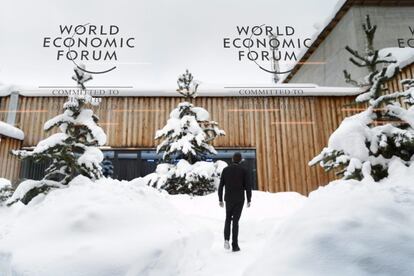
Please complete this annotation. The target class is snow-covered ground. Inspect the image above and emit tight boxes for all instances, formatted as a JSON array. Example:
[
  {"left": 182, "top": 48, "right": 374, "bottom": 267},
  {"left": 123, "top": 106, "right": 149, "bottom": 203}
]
[
  {"left": 0, "top": 176, "right": 305, "bottom": 276},
  {"left": 169, "top": 190, "right": 305, "bottom": 276},
  {"left": 1, "top": 161, "right": 414, "bottom": 276},
  {"left": 246, "top": 160, "right": 414, "bottom": 276},
  {"left": 0, "top": 177, "right": 212, "bottom": 276}
]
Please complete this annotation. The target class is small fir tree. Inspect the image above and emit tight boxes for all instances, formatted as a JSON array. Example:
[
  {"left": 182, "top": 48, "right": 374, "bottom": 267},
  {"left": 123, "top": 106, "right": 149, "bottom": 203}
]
[
  {"left": 148, "top": 70, "right": 226, "bottom": 195},
  {"left": 10, "top": 65, "right": 106, "bottom": 204}
]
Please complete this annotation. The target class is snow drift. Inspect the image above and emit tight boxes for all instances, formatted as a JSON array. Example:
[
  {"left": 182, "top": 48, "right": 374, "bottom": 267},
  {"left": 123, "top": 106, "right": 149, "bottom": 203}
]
[
  {"left": 2, "top": 161, "right": 414, "bottom": 276},
  {"left": 0, "top": 176, "right": 212, "bottom": 276},
  {"left": 245, "top": 160, "right": 414, "bottom": 276},
  {"left": 0, "top": 176, "right": 306, "bottom": 276}
]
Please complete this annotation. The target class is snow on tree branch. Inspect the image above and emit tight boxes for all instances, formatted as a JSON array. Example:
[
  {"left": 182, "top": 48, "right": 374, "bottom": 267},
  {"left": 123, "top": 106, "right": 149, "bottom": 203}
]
[
  {"left": 10, "top": 66, "right": 107, "bottom": 204},
  {"left": 310, "top": 14, "right": 414, "bottom": 181},
  {"left": 155, "top": 102, "right": 225, "bottom": 163}
]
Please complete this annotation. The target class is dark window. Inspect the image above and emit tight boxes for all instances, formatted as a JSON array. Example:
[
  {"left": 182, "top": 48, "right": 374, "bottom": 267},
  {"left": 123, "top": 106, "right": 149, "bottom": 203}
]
[{"left": 19, "top": 148, "right": 258, "bottom": 189}]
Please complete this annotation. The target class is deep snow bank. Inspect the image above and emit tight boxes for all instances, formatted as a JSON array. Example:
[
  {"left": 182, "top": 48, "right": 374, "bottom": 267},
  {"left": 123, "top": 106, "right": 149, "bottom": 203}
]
[
  {"left": 245, "top": 160, "right": 414, "bottom": 276},
  {"left": 4, "top": 162, "right": 413, "bottom": 276},
  {"left": 0, "top": 176, "right": 211, "bottom": 276},
  {"left": 0, "top": 176, "right": 307, "bottom": 276}
]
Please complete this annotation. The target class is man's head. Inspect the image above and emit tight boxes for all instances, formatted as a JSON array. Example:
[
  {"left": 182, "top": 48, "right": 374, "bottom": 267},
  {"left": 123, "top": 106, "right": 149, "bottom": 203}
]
[{"left": 232, "top": 152, "right": 242, "bottom": 164}]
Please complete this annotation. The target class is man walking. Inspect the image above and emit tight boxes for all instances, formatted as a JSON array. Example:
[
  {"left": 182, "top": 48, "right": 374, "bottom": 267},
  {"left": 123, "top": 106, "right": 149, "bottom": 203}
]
[{"left": 218, "top": 152, "right": 252, "bottom": 252}]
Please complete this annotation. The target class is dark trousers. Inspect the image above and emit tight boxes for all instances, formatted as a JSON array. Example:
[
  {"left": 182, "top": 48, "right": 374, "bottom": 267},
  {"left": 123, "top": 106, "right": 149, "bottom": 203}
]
[{"left": 224, "top": 201, "right": 244, "bottom": 246}]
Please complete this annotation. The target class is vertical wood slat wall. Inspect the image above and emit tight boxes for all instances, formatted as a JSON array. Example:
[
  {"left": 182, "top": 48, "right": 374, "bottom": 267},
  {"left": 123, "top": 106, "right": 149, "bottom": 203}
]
[
  {"left": 385, "top": 63, "right": 414, "bottom": 97},
  {"left": 0, "top": 96, "right": 22, "bottom": 183},
  {"left": 10, "top": 95, "right": 354, "bottom": 194},
  {"left": 0, "top": 137, "right": 22, "bottom": 183},
  {"left": 0, "top": 96, "right": 10, "bottom": 122}
]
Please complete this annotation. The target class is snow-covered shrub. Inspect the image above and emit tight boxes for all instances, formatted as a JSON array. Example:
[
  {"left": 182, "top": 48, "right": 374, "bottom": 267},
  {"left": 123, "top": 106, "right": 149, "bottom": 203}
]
[
  {"left": 310, "top": 15, "right": 414, "bottom": 181},
  {"left": 147, "top": 160, "right": 227, "bottom": 196},
  {"left": 7, "top": 179, "right": 65, "bottom": 205},
  {"left": 11, "top": 66, "right": 106, "bottom": 204},
  {"left": 0, "top": 178, "right": 13, "bottom": 204}
]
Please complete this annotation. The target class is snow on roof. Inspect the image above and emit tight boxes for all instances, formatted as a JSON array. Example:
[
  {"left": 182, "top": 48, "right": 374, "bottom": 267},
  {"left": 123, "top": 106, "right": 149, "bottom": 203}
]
[
  {"left": 0, "top": 83, "right": 13, "bottom": 97},
  {"left": 0, "top": 83, "right": 364, "bottom": 97},
  {"left": 0, "top": 121, "right": 24, "bottom": 140}
]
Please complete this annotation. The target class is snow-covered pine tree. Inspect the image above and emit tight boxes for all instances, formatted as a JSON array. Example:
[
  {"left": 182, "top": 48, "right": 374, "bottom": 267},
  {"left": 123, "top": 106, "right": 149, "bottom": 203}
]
[
  {"left": 147, "top": 70, "right": 226, "bottom": 195},
  {"left": 155, "top": 102, "right": 225, "bottom": 164},
  {"left": 156, "top": 69, "right": 224, "bottom": 164},
  {"left": 309, "top": 15, "right": 411, "bottom": 181},
  {"left": 9, "top": 65, "right": 107, "bottom": 204}
]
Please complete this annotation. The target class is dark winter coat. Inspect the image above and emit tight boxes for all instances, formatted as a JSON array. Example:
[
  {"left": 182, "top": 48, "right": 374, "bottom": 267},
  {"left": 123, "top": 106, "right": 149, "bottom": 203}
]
[{"left": 218, "top": 163, "right": 252, "bottom": 204}]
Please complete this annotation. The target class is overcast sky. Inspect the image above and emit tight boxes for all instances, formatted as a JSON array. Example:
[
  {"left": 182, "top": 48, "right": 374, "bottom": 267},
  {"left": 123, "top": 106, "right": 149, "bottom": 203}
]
[{"left": 0, "top": 0, "right": 342, "bottom": 89}]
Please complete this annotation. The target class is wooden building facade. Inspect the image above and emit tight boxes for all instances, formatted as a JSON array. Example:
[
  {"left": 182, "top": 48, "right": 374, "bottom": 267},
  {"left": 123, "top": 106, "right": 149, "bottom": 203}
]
[
  {"left": 0, "top": 63, "right": 413, "bottom": 194},
  {"left": 0, "top": 95, "right": 23, "bottom": 182},
  {"left": 0, "top": 94, "right": 351, "bottom": 194},
  {"left": 0, "top": 137, "right": 21, "bottom": 182}
]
